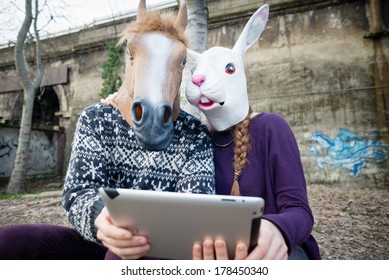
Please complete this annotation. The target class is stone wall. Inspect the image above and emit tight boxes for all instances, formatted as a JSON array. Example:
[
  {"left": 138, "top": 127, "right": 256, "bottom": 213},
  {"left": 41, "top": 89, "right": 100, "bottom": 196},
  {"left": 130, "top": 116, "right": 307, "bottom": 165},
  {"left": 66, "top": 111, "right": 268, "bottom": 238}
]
[
  {"left": 0, "top": 0, "right": 388, "bottom": 188},
  {"left": 201, "top": 0, "right": 389, "bottom": 188},
  {"left": 0, "top": 127, "right": 61, "bottom": 178}
]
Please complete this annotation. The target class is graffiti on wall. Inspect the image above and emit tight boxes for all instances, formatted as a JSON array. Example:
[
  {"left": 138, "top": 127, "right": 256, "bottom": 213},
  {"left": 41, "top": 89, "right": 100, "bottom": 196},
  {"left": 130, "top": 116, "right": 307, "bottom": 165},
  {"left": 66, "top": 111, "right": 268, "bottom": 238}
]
[
  {"left": 0, "top": 137, "right": 17, "bottom": 158},
  {"left": 311, "top": 128, "right": 389, "bottom": 176},
  {"left": 0, "top": 136, "right": 18, "bottom": 176},
  {"left": 0, "top": 129, "right": 57, "bottom": 178}
]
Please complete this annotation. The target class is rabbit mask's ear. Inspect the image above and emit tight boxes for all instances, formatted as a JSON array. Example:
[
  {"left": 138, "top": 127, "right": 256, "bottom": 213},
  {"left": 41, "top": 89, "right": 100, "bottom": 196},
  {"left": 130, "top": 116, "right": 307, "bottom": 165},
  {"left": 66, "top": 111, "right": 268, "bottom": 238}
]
[
  {"left": 186, "top": 48, "right": 200, "bottom": 62},
  {"left": 233, "top": 4, "right": 269, "bottom": 56}
]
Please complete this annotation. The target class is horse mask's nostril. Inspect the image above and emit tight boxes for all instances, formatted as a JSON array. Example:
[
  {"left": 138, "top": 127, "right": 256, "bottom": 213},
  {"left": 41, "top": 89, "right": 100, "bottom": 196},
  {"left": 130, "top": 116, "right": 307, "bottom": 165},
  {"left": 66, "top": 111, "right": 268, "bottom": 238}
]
[
  {"left": 134, "top": 103, "right": 143, "bottom": 121},
  {"left": 163, "top": 109, "right": 169, "bottom": 123},
  {"left": 161, "top": 104, "right": 172, "bottom": 125}
]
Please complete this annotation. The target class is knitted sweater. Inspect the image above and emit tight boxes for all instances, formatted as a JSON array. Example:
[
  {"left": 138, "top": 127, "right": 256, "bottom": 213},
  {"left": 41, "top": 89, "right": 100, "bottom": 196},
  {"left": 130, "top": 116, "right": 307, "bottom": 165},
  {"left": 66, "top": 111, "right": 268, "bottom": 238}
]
[{"left": 62, "top": 103, "right": 215, "bottom": 242}]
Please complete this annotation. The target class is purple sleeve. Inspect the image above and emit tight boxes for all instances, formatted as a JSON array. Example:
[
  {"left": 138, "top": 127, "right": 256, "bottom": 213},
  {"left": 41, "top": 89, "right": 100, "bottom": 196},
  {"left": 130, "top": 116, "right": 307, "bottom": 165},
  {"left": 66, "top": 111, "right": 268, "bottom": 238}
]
[{"left": 261, "top": 114, "right": 314, "bottom": 253}]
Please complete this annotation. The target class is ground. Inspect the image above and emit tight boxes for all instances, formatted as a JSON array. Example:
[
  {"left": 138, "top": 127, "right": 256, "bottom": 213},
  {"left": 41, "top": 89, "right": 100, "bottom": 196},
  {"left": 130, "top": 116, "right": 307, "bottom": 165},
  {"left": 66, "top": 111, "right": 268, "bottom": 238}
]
[{"left": 0, "top": 179, "right": 388, "bottom": 260}]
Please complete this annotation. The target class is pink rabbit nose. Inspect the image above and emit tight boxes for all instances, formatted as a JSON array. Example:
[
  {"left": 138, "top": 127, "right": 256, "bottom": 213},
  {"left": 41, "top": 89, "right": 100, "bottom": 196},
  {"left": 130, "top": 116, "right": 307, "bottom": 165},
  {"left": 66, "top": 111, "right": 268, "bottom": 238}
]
[{"left": 191, "top": 74, "right": 206, "bottom": 87}]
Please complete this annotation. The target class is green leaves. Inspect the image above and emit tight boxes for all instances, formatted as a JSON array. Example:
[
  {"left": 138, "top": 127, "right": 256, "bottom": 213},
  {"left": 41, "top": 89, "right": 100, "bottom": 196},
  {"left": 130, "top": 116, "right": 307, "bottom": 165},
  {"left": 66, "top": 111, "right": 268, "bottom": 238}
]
[{"left": 100, "top": 41, "right": 123, "bottom": 98}]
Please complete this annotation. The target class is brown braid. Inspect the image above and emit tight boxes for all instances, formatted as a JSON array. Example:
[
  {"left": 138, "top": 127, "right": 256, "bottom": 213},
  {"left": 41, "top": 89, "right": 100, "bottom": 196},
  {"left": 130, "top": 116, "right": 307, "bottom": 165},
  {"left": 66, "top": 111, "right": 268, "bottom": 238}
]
[{"left": 230, "top": 111, "right": 252, "bottom": 196}]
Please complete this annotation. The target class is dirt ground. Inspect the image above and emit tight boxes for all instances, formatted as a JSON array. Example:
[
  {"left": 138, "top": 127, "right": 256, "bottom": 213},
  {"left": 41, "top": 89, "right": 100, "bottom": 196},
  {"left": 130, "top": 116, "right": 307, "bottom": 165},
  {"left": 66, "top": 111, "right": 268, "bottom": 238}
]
[{"left": 0, "top": 179, "right": 388, "bottom": 260}]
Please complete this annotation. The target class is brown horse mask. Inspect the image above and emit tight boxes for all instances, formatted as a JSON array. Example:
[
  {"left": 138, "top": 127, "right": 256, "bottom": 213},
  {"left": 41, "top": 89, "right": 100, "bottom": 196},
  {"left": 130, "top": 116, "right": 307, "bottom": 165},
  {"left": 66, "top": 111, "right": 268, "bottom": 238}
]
[{"left": 114, "top": 0, "right": 188, "bottom": 151}]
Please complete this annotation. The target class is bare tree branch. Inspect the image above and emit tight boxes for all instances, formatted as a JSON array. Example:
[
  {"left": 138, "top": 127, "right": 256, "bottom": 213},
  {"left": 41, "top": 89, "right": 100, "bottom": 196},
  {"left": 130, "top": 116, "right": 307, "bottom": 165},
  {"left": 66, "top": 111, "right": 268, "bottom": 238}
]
[
  {"left": 14, "top": 0, "right": 33, "bottom": 90},
  {"left": 33, "top": 0, "right": 44, "bottom": 89}
]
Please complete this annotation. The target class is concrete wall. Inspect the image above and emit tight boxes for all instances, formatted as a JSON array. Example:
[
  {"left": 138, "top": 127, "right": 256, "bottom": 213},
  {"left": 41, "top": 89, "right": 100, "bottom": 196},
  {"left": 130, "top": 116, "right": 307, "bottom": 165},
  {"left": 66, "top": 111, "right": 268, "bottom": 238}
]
[
  {"left": 0, "top": 18, "right": 126, "bottom": 175},
  {"left": 0, "top": 0, "right": 388, "bottom": 188},
  {"left": 0, "top": 127, "right": 61, "bottom": 178},
  {"left": 201, "top": 0, "right": 389, "bottom": 188}
]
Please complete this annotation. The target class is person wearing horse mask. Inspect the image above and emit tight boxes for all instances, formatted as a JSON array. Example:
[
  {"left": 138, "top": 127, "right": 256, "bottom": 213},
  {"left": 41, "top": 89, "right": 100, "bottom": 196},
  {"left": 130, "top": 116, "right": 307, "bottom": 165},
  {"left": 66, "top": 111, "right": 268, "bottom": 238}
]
[
  {"left": 0, "top": 1, "right": 215, "bottom": 260},
  {"left": 186, "top": 4, "right": 321, "bottom": 260}
]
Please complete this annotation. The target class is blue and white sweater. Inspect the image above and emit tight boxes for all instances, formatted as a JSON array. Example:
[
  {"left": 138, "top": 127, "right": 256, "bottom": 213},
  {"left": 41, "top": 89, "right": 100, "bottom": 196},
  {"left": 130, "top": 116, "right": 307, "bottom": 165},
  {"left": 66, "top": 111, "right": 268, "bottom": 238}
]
[{"left": 62, "top": 103, "right": 215, "bottom": 243}]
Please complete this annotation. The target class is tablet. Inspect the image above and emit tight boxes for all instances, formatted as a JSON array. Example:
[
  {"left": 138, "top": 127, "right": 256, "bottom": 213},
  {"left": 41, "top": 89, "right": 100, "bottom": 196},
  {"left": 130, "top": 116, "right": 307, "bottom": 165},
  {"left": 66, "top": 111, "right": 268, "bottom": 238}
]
[{"left": 99, "top": 187, "right": 265, "bottom": 260}]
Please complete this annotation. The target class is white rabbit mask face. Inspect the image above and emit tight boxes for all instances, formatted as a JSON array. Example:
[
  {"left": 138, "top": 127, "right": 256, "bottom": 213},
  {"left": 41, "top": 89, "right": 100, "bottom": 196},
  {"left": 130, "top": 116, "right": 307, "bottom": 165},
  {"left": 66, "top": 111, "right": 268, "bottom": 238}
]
[
  {"left": 185, "top": 4, "right": 269, "bottom": 131},
  {"left": 186, "top": 47, "right": 249, "bottom": 131}
]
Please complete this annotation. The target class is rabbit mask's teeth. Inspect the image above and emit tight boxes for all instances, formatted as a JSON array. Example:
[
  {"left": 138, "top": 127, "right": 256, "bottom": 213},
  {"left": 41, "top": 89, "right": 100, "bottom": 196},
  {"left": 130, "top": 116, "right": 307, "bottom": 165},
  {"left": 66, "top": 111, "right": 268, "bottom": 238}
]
[
  {"left": 200, "top": 96, "right": 210, "bottom": 103},
  {"left": 198, "top": 96, "right": 214, "bottom": 109},
  {"left": 197, "top": 96, "right": 225, "bottom": 110}
]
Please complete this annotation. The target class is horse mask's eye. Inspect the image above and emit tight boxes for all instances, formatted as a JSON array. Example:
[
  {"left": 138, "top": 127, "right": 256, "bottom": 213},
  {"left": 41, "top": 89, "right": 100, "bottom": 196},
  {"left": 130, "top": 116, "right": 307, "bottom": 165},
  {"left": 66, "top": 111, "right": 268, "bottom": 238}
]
[
  {"left": 126, "top": 48, "right": 134, "bottom": 60},
  {"left": 225, "top": 63, "right": 236, "bottom": 74},
  {"left": 182, "top": 57, "right": 187, "bottom": 66}
]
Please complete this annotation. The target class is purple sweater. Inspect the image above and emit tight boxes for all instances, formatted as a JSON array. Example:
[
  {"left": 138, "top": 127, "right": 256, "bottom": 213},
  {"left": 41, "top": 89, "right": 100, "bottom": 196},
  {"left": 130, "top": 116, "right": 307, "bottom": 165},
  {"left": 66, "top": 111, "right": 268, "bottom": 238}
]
[{"left": 212, "top": 112, "right": 321, "bottom": 259}]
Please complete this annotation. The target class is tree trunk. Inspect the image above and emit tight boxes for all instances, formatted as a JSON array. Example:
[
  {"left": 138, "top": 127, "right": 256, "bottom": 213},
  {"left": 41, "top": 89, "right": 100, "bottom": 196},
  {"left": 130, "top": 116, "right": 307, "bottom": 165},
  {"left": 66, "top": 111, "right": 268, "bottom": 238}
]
[
  {"left": 185, "top": 0, "right": 208, "bottom": 53},
  {"left": 7, "top": 87, "right": 35, "bottom": 193},
  {"left": 179, "top": 0, "right": 209, "bottom": 119},
  {"left": 7, "top": 0, "right": 44, "bottom": 194}
]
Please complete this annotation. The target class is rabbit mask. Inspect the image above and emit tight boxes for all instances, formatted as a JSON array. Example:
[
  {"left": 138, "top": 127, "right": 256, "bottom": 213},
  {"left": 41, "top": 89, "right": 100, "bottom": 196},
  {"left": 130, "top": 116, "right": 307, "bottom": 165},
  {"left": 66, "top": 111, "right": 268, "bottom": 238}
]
[{"left": 185, "top": 4, "right": 269, "bottom": 131}]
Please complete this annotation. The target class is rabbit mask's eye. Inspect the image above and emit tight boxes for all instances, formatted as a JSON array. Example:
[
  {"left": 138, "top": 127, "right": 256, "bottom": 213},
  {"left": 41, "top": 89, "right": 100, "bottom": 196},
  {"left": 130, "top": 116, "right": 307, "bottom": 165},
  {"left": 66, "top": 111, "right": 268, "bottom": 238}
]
[{"left": 225, "top": 63, "right": 236, "bottom": 75}]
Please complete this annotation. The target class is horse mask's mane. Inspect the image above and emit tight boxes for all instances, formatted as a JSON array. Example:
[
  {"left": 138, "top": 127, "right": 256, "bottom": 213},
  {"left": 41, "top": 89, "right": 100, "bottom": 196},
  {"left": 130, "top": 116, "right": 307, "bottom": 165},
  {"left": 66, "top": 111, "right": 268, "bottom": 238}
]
[{"left": 118, "top": 10, "right": 188, "bottom": 47}]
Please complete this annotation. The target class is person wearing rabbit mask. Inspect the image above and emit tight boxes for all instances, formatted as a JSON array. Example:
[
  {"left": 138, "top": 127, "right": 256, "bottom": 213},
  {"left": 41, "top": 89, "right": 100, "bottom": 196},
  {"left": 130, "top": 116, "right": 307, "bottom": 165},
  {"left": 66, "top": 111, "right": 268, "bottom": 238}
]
[{"left": 186, "top": 4, "right": 321, "bottom": 260}]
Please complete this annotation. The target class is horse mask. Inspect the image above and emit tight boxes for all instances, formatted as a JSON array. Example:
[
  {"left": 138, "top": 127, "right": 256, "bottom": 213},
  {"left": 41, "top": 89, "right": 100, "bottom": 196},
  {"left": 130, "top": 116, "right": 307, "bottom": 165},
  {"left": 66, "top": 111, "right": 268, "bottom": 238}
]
[{"left": 115, "top": 0, "right": 188, "bottom": 150}]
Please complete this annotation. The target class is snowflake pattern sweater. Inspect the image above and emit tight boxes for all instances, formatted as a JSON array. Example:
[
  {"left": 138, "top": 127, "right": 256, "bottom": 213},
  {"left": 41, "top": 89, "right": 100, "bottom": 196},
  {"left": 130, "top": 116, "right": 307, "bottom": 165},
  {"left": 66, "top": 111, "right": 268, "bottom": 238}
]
[{"left": 62, "top": 103, "right": 215, "bottom": 243}]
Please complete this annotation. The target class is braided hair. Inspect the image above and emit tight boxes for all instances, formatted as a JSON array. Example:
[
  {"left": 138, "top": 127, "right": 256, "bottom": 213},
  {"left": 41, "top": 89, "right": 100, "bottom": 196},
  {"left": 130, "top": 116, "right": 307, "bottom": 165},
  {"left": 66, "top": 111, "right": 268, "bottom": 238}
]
[{"left": 230, "top": 111, "right": 252, "bottom": 196}]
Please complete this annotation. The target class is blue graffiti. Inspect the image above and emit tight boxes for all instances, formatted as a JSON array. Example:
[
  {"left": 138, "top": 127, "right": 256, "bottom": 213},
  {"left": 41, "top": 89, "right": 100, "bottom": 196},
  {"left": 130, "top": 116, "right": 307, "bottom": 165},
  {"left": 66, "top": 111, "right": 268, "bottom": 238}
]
[
  {"left": 0, "top": 137, "right": 17, "bottom": 158},
  {"left": 311, "top": 128, "right": 389, "bottom": 176}
]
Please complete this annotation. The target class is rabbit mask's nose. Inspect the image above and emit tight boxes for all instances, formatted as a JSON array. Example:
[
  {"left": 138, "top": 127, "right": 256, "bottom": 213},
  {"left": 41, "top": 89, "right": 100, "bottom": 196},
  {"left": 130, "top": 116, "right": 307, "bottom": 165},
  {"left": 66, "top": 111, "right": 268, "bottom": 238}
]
[{"left": 191, "top": 74, "right": 206, "bottom": 87}]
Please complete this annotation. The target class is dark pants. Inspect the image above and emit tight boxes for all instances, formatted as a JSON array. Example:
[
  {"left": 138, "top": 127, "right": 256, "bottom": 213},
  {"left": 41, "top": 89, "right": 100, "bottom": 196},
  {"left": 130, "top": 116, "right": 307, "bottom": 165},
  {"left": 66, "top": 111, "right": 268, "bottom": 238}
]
[
  {"left": 0, "top": 223, "right": 309, "bottom": 260},
  {"left": 0, "top": 224, "right": 107, "bottom": 260}
]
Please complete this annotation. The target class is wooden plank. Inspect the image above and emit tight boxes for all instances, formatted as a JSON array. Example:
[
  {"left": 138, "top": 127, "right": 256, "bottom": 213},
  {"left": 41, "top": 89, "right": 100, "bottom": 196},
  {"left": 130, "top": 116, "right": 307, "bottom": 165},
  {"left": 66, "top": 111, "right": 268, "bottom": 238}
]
[{"left": 0, "top": 65, "right": 68, "bottom": 93}]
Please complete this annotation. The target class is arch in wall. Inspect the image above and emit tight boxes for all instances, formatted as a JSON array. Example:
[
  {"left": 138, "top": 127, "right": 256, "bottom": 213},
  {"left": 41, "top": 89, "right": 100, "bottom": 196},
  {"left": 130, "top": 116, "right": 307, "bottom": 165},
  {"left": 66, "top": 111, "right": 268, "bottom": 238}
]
[
  {"left": 32, "top": 86, "right": 60, "bottom": 128},
  {"left": 53, "top": 84, "right": 68, "bottom": 114}
]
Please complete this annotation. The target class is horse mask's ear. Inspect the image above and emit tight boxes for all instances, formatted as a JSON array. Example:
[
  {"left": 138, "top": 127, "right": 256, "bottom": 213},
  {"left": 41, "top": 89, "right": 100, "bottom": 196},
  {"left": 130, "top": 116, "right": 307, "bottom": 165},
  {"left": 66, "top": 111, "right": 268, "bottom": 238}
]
[
  {"left": 174, "top": 2, "right": 188, "bottom": 33},
  {"left": 232, "top": 4, "right": 269, "bottom": 56},
  {"left": 137, "top": 0, "right": 147, "bottom": 20}
]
